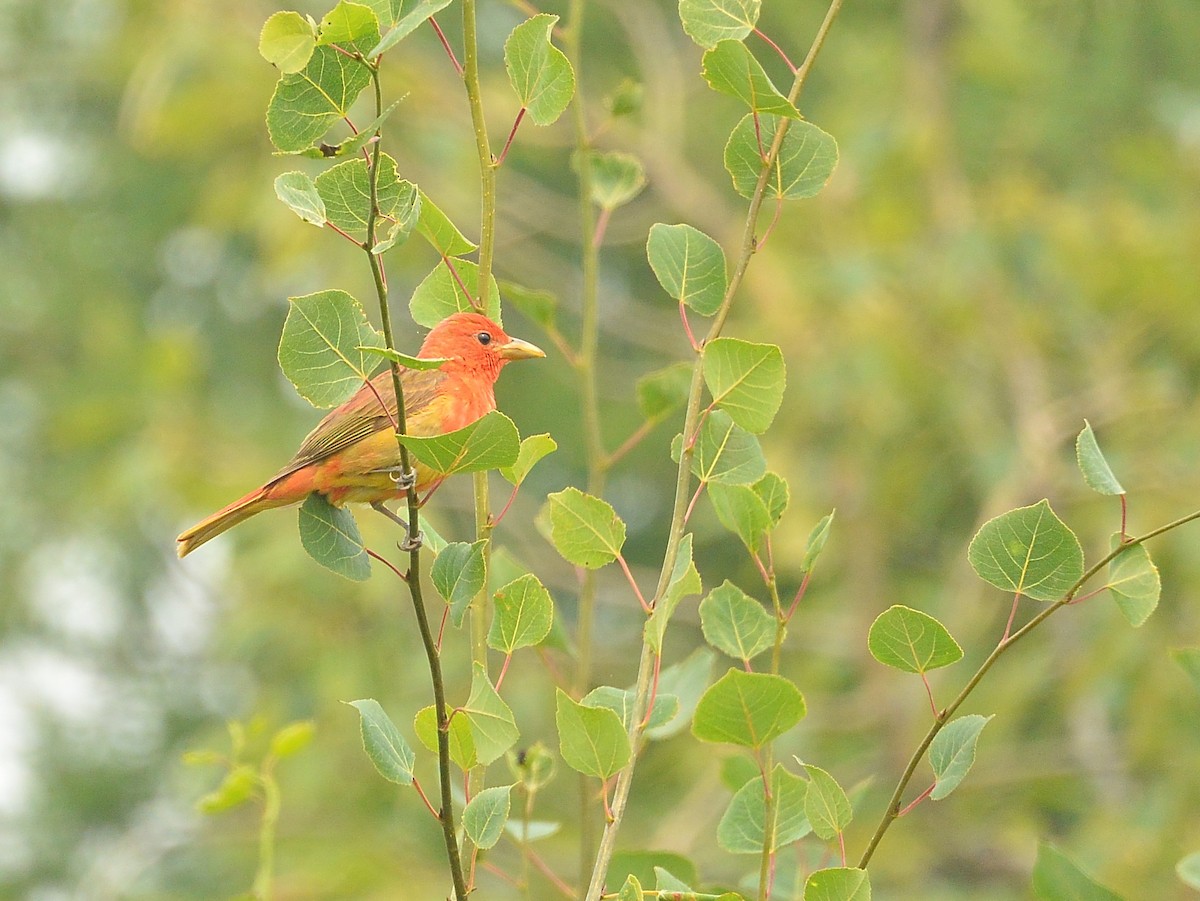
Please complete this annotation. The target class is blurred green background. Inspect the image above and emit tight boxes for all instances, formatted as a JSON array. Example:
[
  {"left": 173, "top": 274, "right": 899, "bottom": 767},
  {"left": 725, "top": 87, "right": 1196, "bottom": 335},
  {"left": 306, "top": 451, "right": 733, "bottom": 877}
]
[{"left": 3, "top": 0, "right": 1200, "bottom": 897}]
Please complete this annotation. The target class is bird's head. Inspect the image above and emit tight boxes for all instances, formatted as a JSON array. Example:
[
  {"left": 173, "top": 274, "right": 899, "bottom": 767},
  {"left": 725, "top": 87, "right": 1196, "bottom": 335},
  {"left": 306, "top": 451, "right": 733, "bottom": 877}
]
[{"left": 418, "top": 312, "right": 545, "bottom": 381}]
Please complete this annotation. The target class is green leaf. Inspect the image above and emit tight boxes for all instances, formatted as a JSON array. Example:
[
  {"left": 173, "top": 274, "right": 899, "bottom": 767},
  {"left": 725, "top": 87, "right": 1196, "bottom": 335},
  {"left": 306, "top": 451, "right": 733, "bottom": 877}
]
[
  {"left": 753, "top": 472, "right": 789, "bottom": 528},
  {"left": 409, "top": 258, "right": 501, "bottom": 327},
  {"left": 274, "top": 171, "right": 326, "bottom": 225},
  {"left": 1032, "top": 843, "right": 1124, "bottom": 901},
  {"left": 259, "top": 11, "right": 316, "bottom": 75},
  {"left": 700, "top": 581, "right": 776, "bottom": 663},
  {"left": 414, "top": 704, "right": 477, "bottom": 770},
  {"left": 266, "top": 45, "right": 374, "bottom": 153},
  {"left": 720, "top": 754, "right": 761, "bottom": 791},
  {"left": 724, "top": 114, "right": 839, "bottom": 201},
  {"left": 609, "top": 852, "right": 698, "bottom": 892},
  {"left": 543, "top": 487, "right": 627, "bottom": 569},
  {"left": 360, "top": 0, "right": 401, "bottom": 28},
  {"left": 500, "top": 433, "right": 557, "bottom": 486},
  {"left": 701, "top": 41, "right": 801, "bottom": 118},
  {"left": 197, "top": 765, "right": 258, "bottom": 814},
  {"left": 555, "top": 688, "right": 632, "bottom": 779},
  {"left": 416, "top": 189, "right": 477, "bottom": 257},
  {"left": 704, "top": 337, "right": 786, "bottom": 433},
  {"left": 802, "top": 510, "right": 835, "bottom": 571},
  {"left": 503, "top": 818, "right": 561, "bottom": 842},
  {"left": 582, "top": 685, "right": 679, "bottom": 732},
  {"left": 967, "top": 500, "right": 1084, "bottom": 602},
  {"left": 867, "top": 605, "right": 963, "bottom": 674},
  {"left": 314, "top": 152, "right": 420, "bottom": 251},
  {"left": 1171, "top": 648, "right": 1200, "bottom": 693},
  {"left": 673, "top": 409, "right": 767, "bottom": 485},
  {"left": 929, "top": 714, "right": 992, "bottom": 800},
  {"left": 646, "top": 223, "right": 728, "bottom": 317},
  {"left": 1106, "top": 537, "right": 1159, "bottom": 627},
  {"left": 294, "top": 101, "right": 400, "bottom": 160},
  {"left": 463, "top": 785, "right": 512, "bottom": 850},
  {"left": 317, "top": 1, "right": 379, "bottom": 46},
  {"left": 708, "top": 483, "right": 771, "bottom": 552},
  {"left": 500, "top": 281, "right": 557, "bottom": 331},
  {"left": 463, "top": 663, "right": 519, "bottom": 766},
  {"left": 489, "top": 573, "right": 555, "bottom": 653},
  {"left": 655, "top": 868, "right": 694, "bottom": 893},
  {"left": 1177, "top": 852, "right": 1200, "bottom": 890},
  {"left": 583, "top": 150, "right": 646, "bottom": 210},
  {"left": 637, "top": 362, "right": 694, "bottom": 420},
  {"left": 346, "top": 699, "right": 414, "bottom": 785},
  {"left": 401, "top": 410, "right": 521, "bottom": 476},
  {"left": 692, "top": 669, "right": 805, "bottom": 749},
  {"left": 269, "top": 720, "right": 315, "bottom": 759},
  {"left": 1076, "top": 420, "right": 1125, "bottom": 496},
  {"left": 803, "top": 764, "right": 852, "bottom": 840},
  {"left": 644, "top": 533, "right": 702, "bottom": 652},
  {"left": 504, "top": 14, "right": 576, "bottom": 126},
  {"left": 357, "top": 345, "right": 447, "bottom": 370},
  {"left": 617, "top": 875, "right": 643, "bottom": 901},
  {"left": 804, "top": 868, "right": 872, "bottom": 901},
  {"left": 298, "top": 493, "right": 371, "bottom": 581},
  {"left": 506, "top": 741, "right": 557, "bottom": 791},
  {"left": 646, "top": 647, "right": 716, "bottom": 740},
  {"left": 717, "top": 764, "right": 810, "bottom": 854},
  {"left": 431, "top": 540, "right": 488, "bottom": 628},
  {"left": 369, "top": 0, "right": 454, "bottom": 57},
  {"left": 278, "top": 289, "right": 383, "bottom": 407},
  {"left": 607, "top": 77, "right": 644, "bottom": 117},
  {"left": 679, "top": 0, "right": 761, "bottom": 48}
]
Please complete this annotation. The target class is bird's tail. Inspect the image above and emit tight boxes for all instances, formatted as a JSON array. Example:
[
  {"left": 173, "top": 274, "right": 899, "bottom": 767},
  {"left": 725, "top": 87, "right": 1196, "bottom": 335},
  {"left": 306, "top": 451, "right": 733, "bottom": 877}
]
[{"left": 176, "top": 486, "right": 292, "bottom": 557}]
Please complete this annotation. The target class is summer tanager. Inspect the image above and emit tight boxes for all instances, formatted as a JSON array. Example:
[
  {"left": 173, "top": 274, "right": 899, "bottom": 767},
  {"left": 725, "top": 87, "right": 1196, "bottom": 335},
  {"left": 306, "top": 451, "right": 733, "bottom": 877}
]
[{"left": 176, "top": 312, "right": 544, "bottom": 557}]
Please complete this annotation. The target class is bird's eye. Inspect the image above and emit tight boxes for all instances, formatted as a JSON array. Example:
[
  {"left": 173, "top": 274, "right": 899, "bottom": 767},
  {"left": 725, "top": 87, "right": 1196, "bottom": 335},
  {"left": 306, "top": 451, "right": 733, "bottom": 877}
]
[{"left": 477, "top": 331, "right": 492, "bottom": 346}]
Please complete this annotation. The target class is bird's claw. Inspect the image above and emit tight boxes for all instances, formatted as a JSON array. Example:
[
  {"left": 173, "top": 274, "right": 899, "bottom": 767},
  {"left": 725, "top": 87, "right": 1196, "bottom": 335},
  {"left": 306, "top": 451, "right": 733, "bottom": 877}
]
[
  {"left": 390, "top": 468, "right": 418, "bottom": 491},
  {"left": 399, "top": 530, "right": 423, "bottom": 552}
]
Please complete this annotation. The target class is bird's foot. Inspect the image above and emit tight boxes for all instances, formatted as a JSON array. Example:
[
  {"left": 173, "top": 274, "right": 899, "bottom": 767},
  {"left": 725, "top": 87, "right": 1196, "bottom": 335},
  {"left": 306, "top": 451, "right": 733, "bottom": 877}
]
[
  {"left": 399, "top": 530, "right": 423, "bottom": 552},
  {"left": 386, "top": 467, "right": 418, "bottom": 492}
]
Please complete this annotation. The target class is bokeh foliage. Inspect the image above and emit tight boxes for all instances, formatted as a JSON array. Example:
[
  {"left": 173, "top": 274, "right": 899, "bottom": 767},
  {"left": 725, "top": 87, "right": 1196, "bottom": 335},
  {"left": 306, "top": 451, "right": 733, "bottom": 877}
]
[{"left": 2, "top": 0, "right": 1200, "bottom": 898}]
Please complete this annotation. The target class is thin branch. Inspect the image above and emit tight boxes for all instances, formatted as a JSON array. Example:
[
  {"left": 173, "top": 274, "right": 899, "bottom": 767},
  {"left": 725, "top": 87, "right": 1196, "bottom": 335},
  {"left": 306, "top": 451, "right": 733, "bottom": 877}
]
[
  {"left": 496, "top": 107, "right": 527, "bottom": 166},
  {"left": 754, "top": 27, "right": 798, "bottom": 73},
  {"left": 429, "top": 17, "right": 463, "bottom": 76}
]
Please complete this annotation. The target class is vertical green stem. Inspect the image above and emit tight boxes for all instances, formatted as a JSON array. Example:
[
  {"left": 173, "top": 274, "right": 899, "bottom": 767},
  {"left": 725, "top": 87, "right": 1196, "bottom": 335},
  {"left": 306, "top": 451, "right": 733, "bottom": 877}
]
[
  {"left": 581, "top": 5, "right": 844, "bottom": 898},
  {"left": 564, "top": 0, "right": 608, "bottom": 882},
  {"left": 364, "top": 65, "right": 468, "bottom": 901},
  {"left": 252, "top": 768, "right": 280, "bottom": 900}
]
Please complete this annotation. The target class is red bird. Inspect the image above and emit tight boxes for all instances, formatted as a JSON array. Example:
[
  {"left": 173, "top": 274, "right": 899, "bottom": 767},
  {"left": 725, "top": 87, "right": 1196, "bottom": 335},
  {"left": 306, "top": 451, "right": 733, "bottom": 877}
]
[{"left": 176, "top": 312, "right": 544, "bottom": 557}]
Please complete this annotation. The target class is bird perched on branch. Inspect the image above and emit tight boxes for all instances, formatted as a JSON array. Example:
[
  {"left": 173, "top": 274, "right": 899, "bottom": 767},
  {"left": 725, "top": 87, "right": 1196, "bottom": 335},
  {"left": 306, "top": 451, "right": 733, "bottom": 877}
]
[{"left": 176, "top": 311, "right": 544, "bottom": 557}]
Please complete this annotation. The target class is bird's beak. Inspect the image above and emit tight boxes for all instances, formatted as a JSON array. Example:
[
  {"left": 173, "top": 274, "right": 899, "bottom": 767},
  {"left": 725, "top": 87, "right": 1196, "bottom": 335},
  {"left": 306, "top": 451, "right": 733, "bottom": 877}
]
[{"left": 498, "top": 336, "right": 546, "bottom": 361}]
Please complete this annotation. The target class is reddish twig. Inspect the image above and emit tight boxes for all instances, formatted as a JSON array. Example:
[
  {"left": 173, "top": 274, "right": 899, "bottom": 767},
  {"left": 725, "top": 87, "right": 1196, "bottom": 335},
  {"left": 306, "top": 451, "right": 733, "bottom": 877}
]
[
  {"left": 428, "top": 17, "right": 463, "bottom": 76},
  {"left": 897, "top": 782, "right": 936, "bottom": 817},
  {"left": 919, "top": 671, "right": 938, "bottom": 719},
  {"left": 496, "top": 107, "right": 527, "bottom": 166},
  {"left": 637, "top": 652, "right": 663, "bottom": 729},
  {"left": 755, "top": 194, "right": 785, "bottom": 251},
  {"left": 785, "top": 570, "right": 811, "bottom": 622},
  {"left": 606, "top": 419, "right": 658, "bottom": 469},
  {"left": 683, "top": 481, "right": 706, "bottom": 526},
  {"left": 1000, "top": 593, "right": 1021, "bottom": 645},
  {"left": 679, "top": 301, "right": 699, "bottom": 352},
  {"left": 616, "top": 553, "right": 650, "bottom": 613},
  {"left": 494, "top": 483, "right": 520, "bottom": 526},
  {"left": 754, "top": 27, "right": 798, "bottom": 72},
  {"left": 592, "top": 207, "right": 612, "bottom": 248},
  {"left": 366, "top": 547, "right": 407, "bottom": 581},
  {"left": 495, "top": 653, "right": 513, "bottom": 691},
  {"left": 412, "top": 777, "right": 441, "bottom": 819},
  {"left": 441, "top": 255, "right": 481, "bottom": 311}
]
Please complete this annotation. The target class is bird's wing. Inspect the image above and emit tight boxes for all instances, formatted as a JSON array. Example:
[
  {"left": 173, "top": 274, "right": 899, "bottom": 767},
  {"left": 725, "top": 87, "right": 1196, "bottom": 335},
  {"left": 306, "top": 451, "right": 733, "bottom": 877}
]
[{"left": 271, "top": 367, "right": 447, "bottom": 479}]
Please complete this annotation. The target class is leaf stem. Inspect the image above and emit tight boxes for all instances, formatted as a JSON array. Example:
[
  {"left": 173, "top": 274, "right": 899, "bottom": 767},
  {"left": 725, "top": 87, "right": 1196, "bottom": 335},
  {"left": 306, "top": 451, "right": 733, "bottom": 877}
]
[
  {"left": 580, "top": 5, "right": 845, "bottom": 898},
  {"left": 251, "top": 767, "right": 280, "bottom": 900},
  {"left": 364, "top": 65, "right": 468, "bottom": 901},
  {"left": 856, "top": 505, "right": 1200, "bottom": 869}
]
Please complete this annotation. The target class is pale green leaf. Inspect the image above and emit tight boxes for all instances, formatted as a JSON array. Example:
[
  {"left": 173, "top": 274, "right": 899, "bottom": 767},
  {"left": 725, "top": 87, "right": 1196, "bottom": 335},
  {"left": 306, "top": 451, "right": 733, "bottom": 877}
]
[
  {"left": 717, "top": 764, "right": 810, "bottom": 854},
  {"left": 679, "top": 0, "right": 761, "bottom": 48},
  {"left": 803, "top": 764, "right": 853, "bottom": 840},
  {"left": 400, "top": 410, "right": 521, "bottom": 476},
  {"left": 314, "top": 152, "right": 419, "bottom": 250},
  {"left": 1033, "top": 843, "right": 1124, "bottom": 901},
  {"left": 582, "top": 685, "right": 678, "bottom": 732},
  {"left": 1106, "top": 537, "right": 1159, "bottom": 627},
  {"left": 1177, "top": 852, "right": 1200, "bottom": 890},
  {"left": 701, "top": 40, "right": 801, "bottom": 118},
  {"left": 752, "top": 472, "right": 789, "bottom": 527},
  {"left": 703, "top": 337, "right": 786, "bottom": 433},
  {"left": 724, "top": 114, "right": 838, "bottom": 200},
  {"left": 431, "top": 540, "right": 488, "bottom": 628},
  {"left": 488, "top": 573, "right": 554, "bottom": 653},
  {"left": 346, "top": 699, "right": 414, "bottom": 785},
  {"left": 278, "top": 289, "right": 383, "bottom": 407},
  {"left": 463, "top": 663, "right": 519, "bottom": 766},
  {"left": 500, "top": 433, "right": 557, "bottom": 485},
  {"left": 409, "top": 258, "right": 501, "bottom": 327},
  {"left": 804, "top": 868, "right": 872, "bottom": 901},
  {"left": 292, "top": 101, "right": 399, "bottom": 160},
  {"left": 259, "top": 11, "right": 316, "bottom": 75},
  {"left": 359, "top": 0, "right": 401, "bottom": 28},
  {"left": 269, "top": 720, "right": 315, "bottom": 759},
  {"left": 316, "top": 1, "right": 379, "bottom": 46},
  {"left": 414, "top": 704, "right": 476, "bottom": 770},
  {"left": 500, "top": 281, "right": 557, "bottom": 330},
  {"left": 416, "top": 189, "right": 477, "bottom": 257},
  {"left": 700, "top": 581, "right": 776, "bottom": 663},
  {"left": 502, "top": 819, "right": 561, "bottom": 843},
  {"left": 274, "top": 171, "right": 326, "bottom": 225},
  {"left": 463, "top": 785, "right": 512, "bottom": 850},
  {"left": 357, "top": 345, "right": 447, "bottom": 370},
  {"left": 637, "top": 362, "right": 694, "bottom": 420},
  {"left": 543, "top": 487, "right": 627, "bottom": 569},
  {"left": 1076, "top": 420, "right": 1125, "bottom": 496},
  {"left": 369, "top": 0, "right": 454, "bottom": 57},
  {"left": 967, "top": 500, "right": 1084, "bottom": 601},
  {"left": 646, "top": 647, "right": 716, "bottom": 740},
  {"left": 644, "top": 533, "right": 702, "bottom": 652},
  {"left": 617, "top": 875, "right": 643, "bottom": 901},
  {"left": 867, "top": 605, "right": 962, "bottom": 674},
  {"left": 673, "top": 409, "right": 767, "bottom": 485},
  {"left": 584, "top": 150, "right": 646, "bottom": 210},
  {"left": 505, "top": 741, "right": 556, "bottom": 792},
  {"left": 802, "top": 510, "right": 835, "bottom": 571},
  {"left": 692, "top": 669, "right": 805, "bottom": 748},
  {"left": 646, "top": 223, "right": 728, "bottom": 316},
  {"left": 197, "top": 765, "right": 258, "bottom": 814},
  {"left": 504, "top": 14, "right": 576, "bottom": 126},
  {"left": 298, "top": 493, "right": 370, "bottom": 580},
  {"left": 929, "top": 714, "right": 992, "bottom": 800},
  {"left": 555, "top": 688, "right": 631, "bottom": 779},
  {"left": 266, "top": 44, "right": 374, "bottom": 153},
  {"left": 708, "top": 483, "right": 771, "bottom": 551}
]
